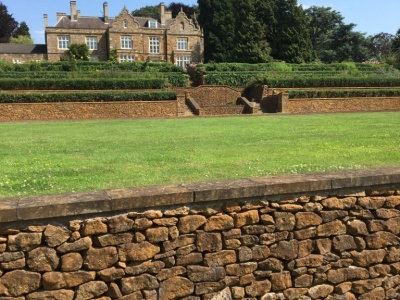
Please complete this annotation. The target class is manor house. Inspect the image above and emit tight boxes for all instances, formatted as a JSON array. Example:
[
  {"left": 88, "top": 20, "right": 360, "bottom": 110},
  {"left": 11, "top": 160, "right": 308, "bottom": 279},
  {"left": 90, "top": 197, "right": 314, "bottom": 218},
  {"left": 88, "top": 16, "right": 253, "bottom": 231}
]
[{"left": 0, "top": 1, "right": 204, "bottom": 66}]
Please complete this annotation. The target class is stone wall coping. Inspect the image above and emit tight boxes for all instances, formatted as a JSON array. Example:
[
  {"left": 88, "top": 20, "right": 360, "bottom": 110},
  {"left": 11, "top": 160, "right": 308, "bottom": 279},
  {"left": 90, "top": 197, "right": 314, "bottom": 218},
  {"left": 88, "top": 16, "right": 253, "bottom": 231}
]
[{"left": 1, "top": 167, "right": 399, "bottom": 223}]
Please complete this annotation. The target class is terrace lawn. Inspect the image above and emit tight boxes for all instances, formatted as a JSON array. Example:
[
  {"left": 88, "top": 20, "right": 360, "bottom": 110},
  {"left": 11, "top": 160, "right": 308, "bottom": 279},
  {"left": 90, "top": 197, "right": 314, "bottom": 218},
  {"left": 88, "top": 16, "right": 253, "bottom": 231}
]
[{"left": 0, "top": 112, "right": 399, "bottom": 198}]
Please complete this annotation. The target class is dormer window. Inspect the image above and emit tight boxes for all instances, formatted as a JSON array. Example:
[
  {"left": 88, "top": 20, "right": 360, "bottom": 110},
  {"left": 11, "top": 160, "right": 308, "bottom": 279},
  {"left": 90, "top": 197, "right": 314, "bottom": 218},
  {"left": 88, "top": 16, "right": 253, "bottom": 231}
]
[
  {"left": 148, "top": 20, "right": 158, "bottom": 28},
  {"left": 123, "top": 20, "right": 128, "bottom": 28}
]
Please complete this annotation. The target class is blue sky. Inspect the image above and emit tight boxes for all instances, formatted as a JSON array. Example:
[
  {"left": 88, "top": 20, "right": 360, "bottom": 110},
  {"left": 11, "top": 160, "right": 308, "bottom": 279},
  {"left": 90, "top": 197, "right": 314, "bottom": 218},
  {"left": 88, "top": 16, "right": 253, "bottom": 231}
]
[{"left": 2, "top": 0, "right": 400, "bottom": 44}]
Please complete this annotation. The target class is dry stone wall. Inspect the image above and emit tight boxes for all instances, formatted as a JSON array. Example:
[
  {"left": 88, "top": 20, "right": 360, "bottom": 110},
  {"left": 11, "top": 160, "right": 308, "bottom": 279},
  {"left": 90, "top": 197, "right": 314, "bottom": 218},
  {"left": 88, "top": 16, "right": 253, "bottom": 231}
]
[{"left": 0, "top": 168, "right": 400, "bottom": 299}]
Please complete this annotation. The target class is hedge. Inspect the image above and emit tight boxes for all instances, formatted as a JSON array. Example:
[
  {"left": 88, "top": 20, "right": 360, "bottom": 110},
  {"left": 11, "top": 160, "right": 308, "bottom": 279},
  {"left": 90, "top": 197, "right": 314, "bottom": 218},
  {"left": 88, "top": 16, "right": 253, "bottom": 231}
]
[
  {"left": 288, "top": 89, "right": 400, "bottom": 99},
  {"left": 0, "top": 91, "right": 177, "bottom": 103},
  {"left": 0, "top": 78, "right": 165, "bottom": 90}
]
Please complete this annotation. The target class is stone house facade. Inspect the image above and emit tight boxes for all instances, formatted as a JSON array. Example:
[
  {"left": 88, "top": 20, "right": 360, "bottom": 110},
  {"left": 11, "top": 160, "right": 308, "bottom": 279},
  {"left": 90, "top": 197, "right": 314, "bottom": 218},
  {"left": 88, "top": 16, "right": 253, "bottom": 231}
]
[
  {"left": 44, "top": 1, "right": 204, "bottom": 66},
  {"left": 0, "top": 44, "right": 47, "bottom": 63}
]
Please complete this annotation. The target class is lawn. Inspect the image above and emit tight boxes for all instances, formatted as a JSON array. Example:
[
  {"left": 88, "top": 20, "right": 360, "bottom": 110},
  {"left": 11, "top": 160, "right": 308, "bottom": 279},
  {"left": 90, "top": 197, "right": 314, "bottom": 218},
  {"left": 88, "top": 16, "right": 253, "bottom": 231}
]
[{"left": 0, "top": 112, "right": 399, "bottom": 198}]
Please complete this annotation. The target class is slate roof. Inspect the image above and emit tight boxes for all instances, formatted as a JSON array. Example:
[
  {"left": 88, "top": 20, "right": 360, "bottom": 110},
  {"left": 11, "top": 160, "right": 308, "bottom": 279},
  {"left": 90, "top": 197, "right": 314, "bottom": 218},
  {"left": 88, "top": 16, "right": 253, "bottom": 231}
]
[
  {"left": 54, "top": 16, "right": 111, "bottom": 30},
  {"left": 0, "top": 44, "right": 47, "bottom": 54}
]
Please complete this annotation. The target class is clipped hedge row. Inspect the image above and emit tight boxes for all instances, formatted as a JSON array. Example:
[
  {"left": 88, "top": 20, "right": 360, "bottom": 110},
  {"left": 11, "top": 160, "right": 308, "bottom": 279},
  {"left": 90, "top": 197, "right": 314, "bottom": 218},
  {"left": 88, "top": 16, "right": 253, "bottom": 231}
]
[
  {"left": 252, "top": 76, "right": 400, "bottom": 88},
  {"left": 288, "top": 89, "right": 400, "bottom": 99},
  {"left": 0, "top": 78, "right": 165, "bottom": 90},
  {"left": 0, "top": 91, "right": 177, "bottom": 103}
]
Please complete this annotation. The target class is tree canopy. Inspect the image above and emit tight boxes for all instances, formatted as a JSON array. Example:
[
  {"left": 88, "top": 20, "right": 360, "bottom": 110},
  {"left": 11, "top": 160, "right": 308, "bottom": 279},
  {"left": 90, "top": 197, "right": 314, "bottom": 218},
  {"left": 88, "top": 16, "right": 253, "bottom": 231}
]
[{"left": 0, "top": 2, "right": 18, "bottom": 43}]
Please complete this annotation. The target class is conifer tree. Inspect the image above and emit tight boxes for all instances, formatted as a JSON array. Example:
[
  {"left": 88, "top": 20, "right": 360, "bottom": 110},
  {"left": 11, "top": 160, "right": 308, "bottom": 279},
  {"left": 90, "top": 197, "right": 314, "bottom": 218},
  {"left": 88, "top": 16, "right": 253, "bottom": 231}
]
[{"left": 0, "top": 2, "right": 18, "bottom": 43}]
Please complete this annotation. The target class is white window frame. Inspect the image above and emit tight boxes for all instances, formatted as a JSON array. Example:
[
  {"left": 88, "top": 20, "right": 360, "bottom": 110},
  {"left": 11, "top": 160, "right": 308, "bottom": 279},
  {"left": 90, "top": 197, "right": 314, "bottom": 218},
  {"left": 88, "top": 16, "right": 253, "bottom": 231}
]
[
  {"left": 176, "top": 56, "right": 190, "bottom": 68},
  {"left": 121, "top": 36, "right": 133, "bottom": 49},
  {"left": 123, "top": 20, "right": 128, "bottom": 28},
  {"left": 86, "top": 37, "right": 98, "bottom": 50},
  {"left": 148, "top": 20, "right": 158, "bottom": 28},
  {"left": 58, "top": 36, "right": 70, "bottom": 49},
  {"left": 149, "top": 37, "right": 160, "bottom": 54},
  {"left": 119, "top": 55, "right": 135, "bottom": 63},
  {"left": 177, "top": 38, "right": 188, "bottom": 51}
]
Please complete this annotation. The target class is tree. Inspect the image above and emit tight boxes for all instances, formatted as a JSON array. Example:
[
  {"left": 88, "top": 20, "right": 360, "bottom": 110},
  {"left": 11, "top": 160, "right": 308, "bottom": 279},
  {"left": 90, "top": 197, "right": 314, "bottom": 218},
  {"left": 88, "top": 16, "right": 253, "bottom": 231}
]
[
  {"left": 68, "top": 44, "right": 89, "bottom": 61},
  {"left": 132, "top": 5, "right": 160, "bottom": 20},
  {"left": 0, "top": 2, "right": 18, "bottom": 43},
  {"left": 13, "top": 21, "right": 31, "bottom": 38},
  {"left": 270, "top": 0, "right": 315, "bottom": 63},
  {"left": 168, "top": 2, "right": 199, "bottom": 19},
  {"left": 368, "top": 32, "right": 394, "bottom": 62},
  {"left": 9, "top": 35, "right": 33, "bottom": 44}
]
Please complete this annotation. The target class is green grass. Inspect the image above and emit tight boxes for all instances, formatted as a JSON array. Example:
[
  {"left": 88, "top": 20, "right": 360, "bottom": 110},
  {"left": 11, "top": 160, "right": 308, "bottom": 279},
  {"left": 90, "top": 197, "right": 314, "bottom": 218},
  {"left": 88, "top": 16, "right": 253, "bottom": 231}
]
[{"left": 1, "top": 112, "right": 399, "bottom": 198}]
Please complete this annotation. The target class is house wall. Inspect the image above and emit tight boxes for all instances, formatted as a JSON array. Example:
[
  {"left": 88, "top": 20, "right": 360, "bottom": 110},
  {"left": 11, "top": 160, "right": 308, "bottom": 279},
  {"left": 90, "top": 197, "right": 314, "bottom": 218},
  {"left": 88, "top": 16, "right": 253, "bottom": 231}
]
[
  {"left": 0, "top": 168, "right": 399, "bottom": 299},
  {"left": 0, "top": 53, "right": 46, "bottom": 63}
]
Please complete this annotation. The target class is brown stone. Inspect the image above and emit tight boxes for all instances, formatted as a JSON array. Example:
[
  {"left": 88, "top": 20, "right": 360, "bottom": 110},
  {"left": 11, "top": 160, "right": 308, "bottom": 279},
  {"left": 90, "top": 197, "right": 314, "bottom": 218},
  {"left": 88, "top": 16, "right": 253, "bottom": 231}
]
[
  {"left": 259, "top": 258, "right": 284, "bottom": 272},
  {"left": 177, "top": 253, "right": 203, "bottom": 266},
  {"left": 44, "top": 225, "right": 71, "bottom": 247},
  {"left": 240, "top": 273, "right": 256, "bottom": 285},
  {"left": 0, "top": 257, "right": 25, "bottom": 269},
  {"left": 226, "top": 262, "right": 257, "bottom": 276},
  {"left": 187, "top": 266, "right": 225, "bottom": 282},
  {"left": 142, "top": 210, "right": 163, "bottom": 219},
  {"left": 225, "top": 239, "right": 241, "bottom": 249},
  {"left": 204, "top": 215, "right": 234, "bottom": 231},
  {"left": 26, "top": 290, "right": 75, "bottom": 300},
  {"left": 143, "top": 290, "right": 158, "bottom": 300},
  {"left": 365, "top": 231, "right": 399, "bottom": 249},
  {"left": 252, "top": 245, "right": 270, "bottom": 261},
  {"left": 61, "top": 252, "right": 83, "bottom": 271},
  {"left": 156, "top": 266, "right": 186, "bottom": 281},
  {"left": 295, "top": 212, "right": 323, "bottom": 229},
  {"left": 133, "top": 218, "right": 153, "bottom": 230},
  {"left": 153, "top": 217, "right": 178, "bottom": 226},
  {"left": 308, "top": 284, "right": 334, "bottom": 299},
  {"left": 369, "top": 264, "right": 391, "bottom": 278},
  {"left": 119, "top": 291, "right": 143, "bottom": 300},
  {"left": 294, "top": 227, "right": 317, "bottom": 240},
  {"left": 42, "top": 271, "right": 96, "bottom": 289},
  {"left": 295, "top": 274, "right": 313, "bottom": 287},
  {"left": 351, "top": 278, "right": 383, "bottom": 294},
  {"left": 320, "top": 210, "right": 348, "bottom": 223},
  {"left": 317, "top": 220, "right": 346, "bottom": 237},
  {"left": 178, "top": 215, "right": 207, "bottom": 234},
  {"left": 163, "top": 235, "right": 195, "bottom": 252},
  {"left": 270, "top": 271, "right": 292, "bottom": 292},
  {"left": 8, "top": 232, "right": 42, "bottom": 252},
  {"left": 195, "top": 282, "right": 225, "bottom": 295},
  {"left": 315, "top": 239, "right": 332, "bottom": 254},
  {"left": 118, "top": 242, "right": 160, "bottom": 262},
  {"left": 97, "top": 267, "right": 125, "bottom": 282},
  {"left": 76, "top": 281, "right": 108, "bottom": 300},
  {"left": 121, "top": 274, "right": 159, "bottom": 294},
  {"left": 164, "top": 206, "right": 190, "bottom": 217},
  {"left": 270, "top": 240, "right": 299, "bottom": 260},
  {"left": 358, "top": 287, "right": 385, "bottom": 300},
  {"left": 238, "top": 246, "right": 253, "bottom": 262},
  {"left": 196, "top": 232, "right": 222, "bottom": 252},
  {"left": 335, "top": 282, "right": 353, "bottom": 294},
  {"left": 27, "top": 247, "right": 59, "bottom": 272},
  {"left": 0, "top": 270, "right": 40, "bottom": 296},
  {"left": 176, "top": 244, "right": 196, "bottom": 256},
  {"left": 376, "top": 208, "right": 400, "bottom": 219},
  {"left": 245, "top": 280, "right": 272, "bottom": 297},
  {"left": 327, "top": 267, "right": 369, "bottom": 284},
  {"left": 260, "top": 214, "right": 275, "bottom": 226},
  {"left": 273, "top": 212, "right": 295, "bottom": 231},
  {"left": 386, "top": 247, "right": 400, "bottom": 263},
  {"left": 283, "top": 288, "right": 308, "bottom": 300},
  {"left": 223, "top": 201, "right": 241, "bottom": 213},
  {"left": 146, "top": 227, "right": 169, "bottom": 243},
  {"left": 107, "top": 215, "right": 135, "bottom": 233},
  {"left": 81, "top": 218, "right": 108, "bottom": 236},
  {"left": 346, "top": 220, "right": 369, "bottom": 236},
  {"left": 57, "top": 237, "right": 92, "bottom": 253},
  {"left": 385, "top": 196, "right": 400, "bottom": 208},
  {"left": 233, "top": 210, "right": 259, "bottom": 227},
  {"left": 384, "top": 217, "right": 400, "bottom": 234},
  {"left": 84, "top": 246, "right": 118, "bottom": 270},
  {"left": 95, "top": 233, "right": 133, "bottom": 247},
  {"left": 298, "top": 239, "right": 314, "bottom": 258},
  {"left": 350, "top": 249, "right": 386, "bottom": 267},
  {"left": 203, "top": 250, "right": 236, "bottom": 268},
  {"left": 125, "top": 260, "right": 165, "bottom": 275},
  {"left": 296, "top": 254, "right": 324, "bottom": 268},
  {"left": 159, "top": 277, "right": 195, "bottom": 300},
  {"left": 231, "top": 287, "right": 245, "bottom": 299},
  {"left": 332, "top": 235, "right": 357, "bottom": 252},
  {"left": 358, "top": 197, "right": 386, "bottom": 209},
  {"left": 279, "top": 204, "right": 303, "bottom": 211},
  {"left": 168, "top": 226, "right": 179, "bottom": 240},
  {"left": 322, "top": 197, "right": 356, "bottom": 209}
]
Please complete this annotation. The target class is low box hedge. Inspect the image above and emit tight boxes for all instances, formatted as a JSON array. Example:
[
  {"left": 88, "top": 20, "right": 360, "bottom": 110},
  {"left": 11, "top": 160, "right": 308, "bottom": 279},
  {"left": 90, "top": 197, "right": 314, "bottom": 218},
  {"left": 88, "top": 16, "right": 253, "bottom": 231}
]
[{"left": 288, "top": 89, "right": 400, "bottom": 99}]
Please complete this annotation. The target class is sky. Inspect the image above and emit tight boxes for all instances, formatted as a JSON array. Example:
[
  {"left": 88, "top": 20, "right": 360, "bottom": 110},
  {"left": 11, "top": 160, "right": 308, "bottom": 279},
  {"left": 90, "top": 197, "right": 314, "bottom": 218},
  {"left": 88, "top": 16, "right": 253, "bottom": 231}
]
[{"left": 2, "top": 0, "right": 400, "bottom": 44}]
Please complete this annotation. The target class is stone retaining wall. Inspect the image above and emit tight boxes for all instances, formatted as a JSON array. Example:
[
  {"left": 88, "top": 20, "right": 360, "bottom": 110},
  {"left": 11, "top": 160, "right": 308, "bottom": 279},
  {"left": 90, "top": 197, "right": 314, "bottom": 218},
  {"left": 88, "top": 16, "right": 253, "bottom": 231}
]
[{"left": 0, "top": 168, "right": 400, "bottom": 299}]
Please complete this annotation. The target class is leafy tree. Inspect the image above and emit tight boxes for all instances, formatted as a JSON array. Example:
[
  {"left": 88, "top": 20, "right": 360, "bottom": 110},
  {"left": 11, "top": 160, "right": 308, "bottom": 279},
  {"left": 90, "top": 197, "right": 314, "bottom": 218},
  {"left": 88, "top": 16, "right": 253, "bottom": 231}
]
[
  {"left": 0, "top": 2, "right": 18, "bottom": 43},
  {"left": 270, "top": 0, "right": 315, "bottom": 63},
  {"left": 9, "top": 35, "right": 33, "bottom": 44},
  {"left": 168, "top": 2, "right": 199, "bottom": 19},
  {"left": 132, "top": 5, "right": 160, "bottom": 20},
  {"left": 198, "top": 0, "right": 236, "bottom": 62},
  {"left": 68, "top": 44, "right": 89, "bottom": 61},
  {"left": 368, "top": 32, "right": 394, "bottom": 62},
  {"left": 13, "top": 21, "right": 30, "bottom": 38},
  {"left": 233, "top": 0, "right": 271, "bottom": 63}
]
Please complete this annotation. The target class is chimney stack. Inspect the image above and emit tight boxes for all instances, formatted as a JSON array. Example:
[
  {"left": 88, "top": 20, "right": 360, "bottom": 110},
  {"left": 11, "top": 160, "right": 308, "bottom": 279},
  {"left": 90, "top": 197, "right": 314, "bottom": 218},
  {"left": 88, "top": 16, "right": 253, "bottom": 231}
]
[
  {"left": 43, "top": 14, "right": 48, "bottom": 28},
  {"left": 103, "top": 2, "right": 109, "bottom": 23},
  {"left": 160, "top": 2, "right": 165, "bottom": 25},
  {"left": 70, "top": 1, "right": 77, "bottom": 21},
  {"left": 56, "top": 12, "right": 66, "bottom": 22}
]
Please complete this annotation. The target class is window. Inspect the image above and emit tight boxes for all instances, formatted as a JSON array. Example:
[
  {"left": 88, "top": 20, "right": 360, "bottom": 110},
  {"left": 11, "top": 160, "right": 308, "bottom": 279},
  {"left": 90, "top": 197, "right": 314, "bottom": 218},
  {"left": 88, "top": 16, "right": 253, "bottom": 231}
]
[
  {"left": 119, "top": 55, "right": 135, "bottom": 62},
  {"left": 177, "top": 38, "right": 188, "bottom": 50},
  {"left": 148, "top": 20, "right": 158, "bottom": 28},
  {"left": 176, "top": 56, "right": 190, "bottom": 68},
  {"left": 123, "top": 20, "right": 128, "bottom": 28},
  {"left": 121, "top": 36, "right": 132, "bottom": 49},
  {"left": 86, "top": 37, "right": 98, "bottom": 50},
  {"left": 149, "top": 37, "right": 160, "bottom": 54},
  {"left": 58, "top": 36, "right": 70, "bottom": 49}
]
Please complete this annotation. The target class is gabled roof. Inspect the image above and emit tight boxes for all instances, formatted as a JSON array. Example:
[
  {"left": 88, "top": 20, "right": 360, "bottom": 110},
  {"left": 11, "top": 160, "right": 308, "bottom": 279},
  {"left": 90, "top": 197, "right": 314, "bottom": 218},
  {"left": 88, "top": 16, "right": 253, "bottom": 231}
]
[
  {"left": 0, "top": 44, "right": 47, "bottom": 54},
  {"left": 54, "top": 16, "right": 111, "bottom": 30}
]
